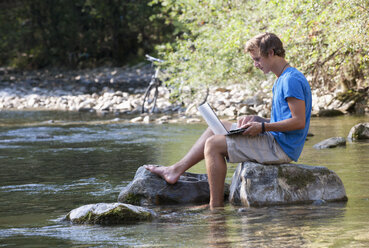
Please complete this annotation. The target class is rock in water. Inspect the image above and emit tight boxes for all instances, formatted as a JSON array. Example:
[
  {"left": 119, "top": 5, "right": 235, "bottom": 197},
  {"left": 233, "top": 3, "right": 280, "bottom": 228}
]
[
  {"left": 118, "top": 165, "right": 229, "bottom": 205},
  {"left": 229, "top": 162, "right": 347, "bottom": 207},
  {"left": 318, "top": 109, "right": 344, "bottom": 117},
  {"left": 313, "top": 137, "right": 346, "bottom": 149},
  {"left": 66, "top": 203, "right": 154, "bottom": 225},
  {"left": 347, "top": 122, "right": 369, "bottom": 140}
]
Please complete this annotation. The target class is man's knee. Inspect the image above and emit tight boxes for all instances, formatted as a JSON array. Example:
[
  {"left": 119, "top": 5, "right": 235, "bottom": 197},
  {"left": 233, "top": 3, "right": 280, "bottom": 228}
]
[
  {"left": 204, "top": 135, "right": 227, "bottom": 156},
  {"left": 204, "top": 136, "right": 215, "bottom": 155}
]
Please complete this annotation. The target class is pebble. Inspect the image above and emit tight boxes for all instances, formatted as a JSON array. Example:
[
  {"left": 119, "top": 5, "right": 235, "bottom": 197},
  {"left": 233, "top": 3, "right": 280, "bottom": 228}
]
[
  {"left": 143, "top": 116, "right": 150, "bottom": 124},
  {"left": 130, "top": 116, "right": 143, "bottom": 123},
  {"left": 186, "top": 118, "right": 201, "bottom": 123},
  {"left": 1, "top": 66, "right": 364, "bottom": 124}
]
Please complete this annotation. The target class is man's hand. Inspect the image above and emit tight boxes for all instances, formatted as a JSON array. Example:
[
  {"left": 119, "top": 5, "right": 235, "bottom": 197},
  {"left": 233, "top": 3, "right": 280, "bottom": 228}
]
[
  {"left": 237, "top": 115, "right": 266, "bottom": 128},
  {"left": 237, "top": 115, "right": 268, "bottom": 136},
  {"left": 242, "top": 121, "right": 263, "bottom": 136}
]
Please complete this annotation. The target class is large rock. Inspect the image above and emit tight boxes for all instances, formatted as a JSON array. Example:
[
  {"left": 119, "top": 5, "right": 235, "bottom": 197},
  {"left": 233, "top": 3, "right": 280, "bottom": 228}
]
[
  {"left": 318, "top": 109, "right": 344, "bottom": 117},
  {"left": 229, "top": 162, "right": 347, "bottom": 207},
  {"left": 313, "top": 137, "right": 346, "bottom": 149},
  {"left": 118, "top": 165, "right": 229, "bottom": 205},
  {"left": 66, "top": 203, "right": 154, "bottom": 225},
  {"left": 347, "top": 122, "right": 369, "bottom": 140}
]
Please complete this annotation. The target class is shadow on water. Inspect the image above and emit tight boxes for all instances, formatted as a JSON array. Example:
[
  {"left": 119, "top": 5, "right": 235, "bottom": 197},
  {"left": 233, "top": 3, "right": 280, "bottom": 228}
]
[{"left": 0, "top": 112, "right": 368, "bottom": 247}]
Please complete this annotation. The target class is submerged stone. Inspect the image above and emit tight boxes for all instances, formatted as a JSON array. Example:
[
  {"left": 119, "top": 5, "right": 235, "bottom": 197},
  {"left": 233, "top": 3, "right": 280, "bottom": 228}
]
[
  {"left": 318, "top": 109, "right": 344, "bottom": 117},
  {"left": 313, "top": 137, "right": 346, "bottom": 149},
  {"left": 347, "top": 122, "right": 369, "bottom": 140},
  {"left": 118, "top": 165, "right": 229, "bottom": 206},
  {"left": 229, "top": 162, "right": 347, "bottom": 207},
  {"left": 312, "top": 199, "right": 326, "bottom": 206},
  {"left": 66, "top": 203, "right": 154, "bottom": 225}
]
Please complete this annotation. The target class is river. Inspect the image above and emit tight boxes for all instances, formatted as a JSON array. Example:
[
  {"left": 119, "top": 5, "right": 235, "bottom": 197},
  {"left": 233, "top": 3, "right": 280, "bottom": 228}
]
[{"left": 0, "top": 111, "right": 368, "bottom": 247}]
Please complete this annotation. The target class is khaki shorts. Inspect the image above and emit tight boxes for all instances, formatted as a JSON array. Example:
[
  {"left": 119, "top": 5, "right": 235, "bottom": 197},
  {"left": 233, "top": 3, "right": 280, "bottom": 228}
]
[{"left": 226, "top": 123, "right": 292, "bottom": 164}]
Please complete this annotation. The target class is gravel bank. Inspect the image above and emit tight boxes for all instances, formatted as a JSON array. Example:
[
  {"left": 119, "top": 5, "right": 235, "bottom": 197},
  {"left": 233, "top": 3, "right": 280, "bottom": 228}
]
[{"left": 1, "top": 66, "right": 367, "bottom": 124}]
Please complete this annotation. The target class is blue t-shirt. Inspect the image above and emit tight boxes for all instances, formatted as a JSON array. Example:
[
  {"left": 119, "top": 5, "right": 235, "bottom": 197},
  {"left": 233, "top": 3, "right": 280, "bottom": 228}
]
[{"left": 270, "top": 67, "right": 312, "bottom": 161}]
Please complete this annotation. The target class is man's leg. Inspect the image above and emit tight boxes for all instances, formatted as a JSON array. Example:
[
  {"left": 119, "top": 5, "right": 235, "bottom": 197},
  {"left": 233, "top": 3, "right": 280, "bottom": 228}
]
[
  {"left": 204, "top": 135, "right": 228, "bottom": 209},
  {"left": 145, "top": 121, "right": 233, "bottom": 184}
]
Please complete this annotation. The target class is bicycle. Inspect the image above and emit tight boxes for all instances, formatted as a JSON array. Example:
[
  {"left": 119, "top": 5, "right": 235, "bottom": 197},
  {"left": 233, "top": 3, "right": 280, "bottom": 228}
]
[
  {"left": 141, "top": 54, "right": 210, "bottom": 114},
  {"left": 141, "top": 54, "right": 164, "bottom": 114}
]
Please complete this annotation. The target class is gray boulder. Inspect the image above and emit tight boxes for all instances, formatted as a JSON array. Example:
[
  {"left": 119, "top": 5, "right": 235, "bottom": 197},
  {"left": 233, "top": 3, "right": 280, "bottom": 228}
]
[
  {"left": 66, "top": 203, "right": 154, "bottom": 225},
  {"left": 313, "top": 137, "right": 346, "bottom": 149},
  {"left": 229, "top": 162, "right": 347, "bottom": 207},
  {"left": 347, "top": 122, "right": 369, "bottom": 140},
  {"left": 318, "top": 109, "right": 344, "bottom": 117},
  {"left": 118, "top": 165, "right": 229, "bottom": 205}
]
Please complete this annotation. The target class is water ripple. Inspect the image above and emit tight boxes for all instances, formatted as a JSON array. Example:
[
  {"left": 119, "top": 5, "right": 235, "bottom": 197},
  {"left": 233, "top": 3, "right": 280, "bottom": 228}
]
[{"left": 0, "top": 178, "right": 124, "bottom": 196}]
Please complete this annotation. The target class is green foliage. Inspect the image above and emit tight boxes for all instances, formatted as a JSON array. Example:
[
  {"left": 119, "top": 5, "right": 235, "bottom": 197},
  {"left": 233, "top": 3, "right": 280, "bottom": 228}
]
[
  {"left": 2, "top": 0, "right": 368, "bottom": 94},
  {"left": 0, "top": 0, "right": 174, "bottom": 68},
  {"left": 155, "top": 0, "right": 369, "bottom": 92}
]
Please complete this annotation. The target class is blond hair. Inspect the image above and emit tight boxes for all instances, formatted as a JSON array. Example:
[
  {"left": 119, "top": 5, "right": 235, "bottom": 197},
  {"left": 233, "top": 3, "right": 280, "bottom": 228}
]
[{"left": 245, "top": 32, "right": 285, "bottom": 58}]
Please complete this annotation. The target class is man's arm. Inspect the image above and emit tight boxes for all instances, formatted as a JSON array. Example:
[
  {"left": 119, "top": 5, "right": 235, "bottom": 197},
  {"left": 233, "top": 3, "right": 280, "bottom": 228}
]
[{"left": 242, "top": 97, "right": 306, "bottom": 136}]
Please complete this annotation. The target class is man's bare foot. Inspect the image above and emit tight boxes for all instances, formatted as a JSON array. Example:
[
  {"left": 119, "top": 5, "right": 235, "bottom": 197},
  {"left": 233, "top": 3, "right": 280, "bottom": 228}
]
[
  {"left": 188, "top": 204, "right": 209, "bottom": 211},
  {"left": 144, "top": 164, "right": 181, "bottom": 184},
  {"left": 209, "top": 205, "right": 225, "bottom": 213},
  {"left": 189, "top": 204, "right": 224, "bottom": 213},
  {"left": 209, "top": 200, "right": 225, "bottom": 212}
]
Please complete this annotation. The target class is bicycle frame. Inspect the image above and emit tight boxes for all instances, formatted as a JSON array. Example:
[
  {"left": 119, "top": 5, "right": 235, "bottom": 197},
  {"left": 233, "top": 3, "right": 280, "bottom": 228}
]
[{"left": 141, "top": 55, "right": 164, "bottom": 114}]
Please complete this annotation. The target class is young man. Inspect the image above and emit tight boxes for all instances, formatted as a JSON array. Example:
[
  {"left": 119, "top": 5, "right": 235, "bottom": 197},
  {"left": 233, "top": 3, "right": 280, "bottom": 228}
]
[{"left": 145, "top": 32, "right": 312, "bottom": 210}]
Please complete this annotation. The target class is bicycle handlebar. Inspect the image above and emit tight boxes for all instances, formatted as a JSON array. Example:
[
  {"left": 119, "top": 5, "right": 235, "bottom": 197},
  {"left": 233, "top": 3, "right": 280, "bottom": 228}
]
[{"left": 145, "top": 54, "right": 164, "bottom": 63}]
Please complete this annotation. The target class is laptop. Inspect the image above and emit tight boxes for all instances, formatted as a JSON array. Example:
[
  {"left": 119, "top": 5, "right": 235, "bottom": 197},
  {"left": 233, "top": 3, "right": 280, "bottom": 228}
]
[{"left": 198, "top": 102, "right": 247, "bottom": 136}]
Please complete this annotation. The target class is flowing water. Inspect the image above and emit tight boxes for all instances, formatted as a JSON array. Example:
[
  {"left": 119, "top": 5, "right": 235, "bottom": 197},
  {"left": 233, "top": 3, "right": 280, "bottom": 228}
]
[{"left": 0, "top": 111, "right": 368, "bottom": 247}]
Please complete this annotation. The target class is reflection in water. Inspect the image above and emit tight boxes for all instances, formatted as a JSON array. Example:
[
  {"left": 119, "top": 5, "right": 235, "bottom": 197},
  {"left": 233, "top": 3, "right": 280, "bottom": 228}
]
[
  {"left": 207, "top": 211, "right": 231, "bottom": 248},
  {"left": 236, "top": 204, "right": 347, "bottom": 247},
  {"left": 199, "top": 203, "right": 347, "bottom": 248},
  {"left": 0, "top": 111, "right": 368, "bottom": 247}
]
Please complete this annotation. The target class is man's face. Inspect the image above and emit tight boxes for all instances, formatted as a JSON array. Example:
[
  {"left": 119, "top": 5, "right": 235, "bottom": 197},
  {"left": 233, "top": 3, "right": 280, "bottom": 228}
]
[{"left": 249, "top": 50, "right": 272, "bottom": 74}]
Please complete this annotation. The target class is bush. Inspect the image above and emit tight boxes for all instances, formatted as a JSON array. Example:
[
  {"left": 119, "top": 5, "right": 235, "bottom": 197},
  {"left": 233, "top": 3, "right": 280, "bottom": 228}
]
[{"left": 154, "top": 0, "right": 369, "bottom": 95}]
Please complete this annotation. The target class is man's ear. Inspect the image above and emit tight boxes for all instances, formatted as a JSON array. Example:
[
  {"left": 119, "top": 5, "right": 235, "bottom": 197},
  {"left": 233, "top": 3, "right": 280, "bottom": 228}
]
[{"left": 268, "top": 49, "right": 274, "bottom": 57}]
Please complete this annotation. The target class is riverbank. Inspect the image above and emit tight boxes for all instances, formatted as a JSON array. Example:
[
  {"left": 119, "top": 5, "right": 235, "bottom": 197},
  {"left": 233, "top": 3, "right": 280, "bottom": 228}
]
[{"left": 0, "top": 66, "right": 368, "bottom": 123}]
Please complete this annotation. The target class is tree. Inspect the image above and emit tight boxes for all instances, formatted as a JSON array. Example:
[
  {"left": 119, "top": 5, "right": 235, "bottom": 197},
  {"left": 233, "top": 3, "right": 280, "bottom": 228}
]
[
  {"left": 154, "top": 0, "right": 369, "bottom": 95},
  {"left": 0, "top": 0, "right": 175, "bottom": 68}
]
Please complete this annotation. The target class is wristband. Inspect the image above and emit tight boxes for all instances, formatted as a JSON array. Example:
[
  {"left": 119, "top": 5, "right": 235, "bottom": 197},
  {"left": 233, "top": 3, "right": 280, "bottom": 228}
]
[{"left": 261, "top": 122, "right": 265, "bottom": 133}]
